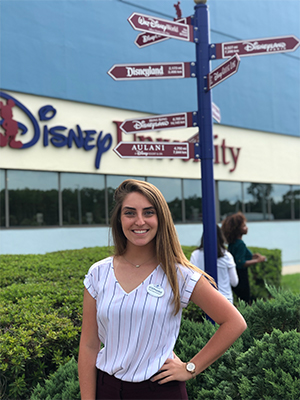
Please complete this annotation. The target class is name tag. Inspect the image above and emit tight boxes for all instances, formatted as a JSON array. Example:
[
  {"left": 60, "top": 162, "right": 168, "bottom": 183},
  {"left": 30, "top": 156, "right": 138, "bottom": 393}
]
[{"left": 147, "top": 284, "right": 164, "bottom": 298}]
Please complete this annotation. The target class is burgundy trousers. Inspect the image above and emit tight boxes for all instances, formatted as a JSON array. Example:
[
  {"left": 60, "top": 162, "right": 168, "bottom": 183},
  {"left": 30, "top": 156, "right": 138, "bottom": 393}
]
[{"left": 96, "top": 369, "right": 188, "bottom": 400}]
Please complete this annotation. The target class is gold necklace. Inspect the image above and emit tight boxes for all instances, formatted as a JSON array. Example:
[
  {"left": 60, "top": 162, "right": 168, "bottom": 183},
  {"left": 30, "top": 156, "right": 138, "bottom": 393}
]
[{"left": 122, "top": 255, "right": 156, "bottom": 268}]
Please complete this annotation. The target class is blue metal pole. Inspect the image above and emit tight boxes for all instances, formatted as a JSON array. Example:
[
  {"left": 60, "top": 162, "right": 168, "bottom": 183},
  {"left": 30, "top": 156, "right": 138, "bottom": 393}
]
[{"left": 194, "top": 0, "right": 218, "bottom": 285}]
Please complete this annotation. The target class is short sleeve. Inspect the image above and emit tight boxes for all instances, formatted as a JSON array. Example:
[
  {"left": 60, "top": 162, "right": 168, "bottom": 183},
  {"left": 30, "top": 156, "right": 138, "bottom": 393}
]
[
  {"left": 230, "top": 241, "right": 252, "bottom": 269},
  {"left": 178, "top": 266, "right": 202, "bottom": 308},
  {"left": 83, "top": 268, "right": 98, "bottom": 299}
]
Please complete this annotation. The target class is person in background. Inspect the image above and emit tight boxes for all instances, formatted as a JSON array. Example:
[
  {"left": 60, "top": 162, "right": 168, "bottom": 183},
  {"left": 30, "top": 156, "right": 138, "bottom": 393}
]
[
  {"left": 78, "top": 179, "right": 247, "bottom": 400},
  {"left": 221, "top": 212, "right": 266, "bottom": 304},
  {"left": 190, "top": 225, "right": 239, "bottom": 304}
]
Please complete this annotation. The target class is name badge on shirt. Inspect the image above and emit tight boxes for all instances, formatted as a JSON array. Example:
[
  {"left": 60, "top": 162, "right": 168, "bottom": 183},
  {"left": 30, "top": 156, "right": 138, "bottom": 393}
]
[{"left": 147, "top": 284, "right": 164, "bottom": 298}]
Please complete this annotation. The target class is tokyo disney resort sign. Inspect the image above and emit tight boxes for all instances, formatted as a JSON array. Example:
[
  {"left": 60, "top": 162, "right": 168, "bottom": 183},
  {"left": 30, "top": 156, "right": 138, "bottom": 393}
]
[{"left": 0, "top": 91, "right": 113, "bottom": 169}]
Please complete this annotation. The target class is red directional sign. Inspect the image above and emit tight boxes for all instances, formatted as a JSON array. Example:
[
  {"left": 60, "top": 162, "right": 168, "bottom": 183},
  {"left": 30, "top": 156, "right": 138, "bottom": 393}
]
[
  {"left": 215, "top": 35, "right": 300, "bottom": 59},
  {"left": 207, "top": 54, "right": 240, "bottom": 90},
  {"left": 128, "top": 12, "right": 194, "bottom": 42},
  {"left": 120, "top": 112, "right": 196, "bottom": 134},
  {"left": 108, "top": 62, "right": 193, "bottom": 80},
  {"left": 114, "top": 141, "right": 194, "bottom": 159},
  {"left": 135, "top": 16, "right": 193, "bottom": 48}
]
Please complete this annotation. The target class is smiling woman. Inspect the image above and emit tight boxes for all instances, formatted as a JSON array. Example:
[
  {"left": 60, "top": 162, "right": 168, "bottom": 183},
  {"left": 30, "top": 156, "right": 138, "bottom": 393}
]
[{"left": 78, "top": 179, "right": 247, "bottom": 400}]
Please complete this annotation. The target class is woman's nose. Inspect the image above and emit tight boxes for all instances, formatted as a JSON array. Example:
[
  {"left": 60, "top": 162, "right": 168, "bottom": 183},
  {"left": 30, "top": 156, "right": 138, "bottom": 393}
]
[{"left": 135, "top": 213, "right": 145, "bottom": 225}]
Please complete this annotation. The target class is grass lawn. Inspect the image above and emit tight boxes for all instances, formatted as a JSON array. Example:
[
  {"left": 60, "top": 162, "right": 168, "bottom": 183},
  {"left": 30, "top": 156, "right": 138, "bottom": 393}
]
[{"left": 281, "top": 273, "right": 300, "bottom": 294}]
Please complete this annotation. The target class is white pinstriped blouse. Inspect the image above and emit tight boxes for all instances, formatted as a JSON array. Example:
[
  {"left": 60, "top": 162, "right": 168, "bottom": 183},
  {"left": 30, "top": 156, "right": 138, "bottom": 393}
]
[{"left": 84, "top": 256, "right": 201, "bottom": 382}]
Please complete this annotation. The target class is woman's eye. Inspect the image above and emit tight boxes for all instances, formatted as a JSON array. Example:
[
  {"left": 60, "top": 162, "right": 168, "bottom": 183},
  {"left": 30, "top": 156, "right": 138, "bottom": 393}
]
[
  {"left": 144, "top": 210, "right": 155, "bottom": 216},
  {"left": 124, "top": 211, "right": 135, "bottom": 216}
]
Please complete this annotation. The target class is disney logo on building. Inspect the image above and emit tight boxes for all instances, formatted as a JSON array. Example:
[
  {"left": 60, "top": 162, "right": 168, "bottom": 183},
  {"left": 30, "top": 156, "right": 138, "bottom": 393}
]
[{"left": 0, "top": 91, "right": 112, "bottom": 169}]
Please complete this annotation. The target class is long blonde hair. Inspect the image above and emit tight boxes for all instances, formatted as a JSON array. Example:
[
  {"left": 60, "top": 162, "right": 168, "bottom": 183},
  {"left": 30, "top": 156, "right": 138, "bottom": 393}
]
[{"left": 110, "top": 179, "right": 215, "bottom": 314}]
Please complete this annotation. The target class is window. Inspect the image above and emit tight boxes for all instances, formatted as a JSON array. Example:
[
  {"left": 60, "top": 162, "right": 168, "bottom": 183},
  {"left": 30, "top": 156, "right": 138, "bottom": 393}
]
[
  {"left": 147, "top": 177, "right": 182, "bottom": 222},
  {"left": 292, "top": 185, "right": 300, "bottom": 220},
  {"left": 0, "top": 170, "right": 5, "bottom": 227},
  {"left": 243, "top": 182, "right": 274, "bottom": 220},
  {"left": 183, "top": 179, "right": 202, "bottom": 222},
  {"left": 61, "top": 173, "right": 105, "bottom": 225},
  {"left": 269, "top": 184, "right": 292, "bottom": 220},
  {"left": 219, "top": 181, "right": 242, "bottom": 220},
  {"left": 8, "top": 170, "right": 59, "bottom": 226}
]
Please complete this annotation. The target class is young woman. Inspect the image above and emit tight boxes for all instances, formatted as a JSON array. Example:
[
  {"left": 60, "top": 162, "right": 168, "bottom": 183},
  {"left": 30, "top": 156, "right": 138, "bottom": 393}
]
[
  {"left": 78, "top": 179, "right": 247, "bottom": 400},
  {"left": 190, "top": 225, "right": 239, "bottom": 303},
  {"left": 221, "top": 212, "right": 266, "bottom": 304}
]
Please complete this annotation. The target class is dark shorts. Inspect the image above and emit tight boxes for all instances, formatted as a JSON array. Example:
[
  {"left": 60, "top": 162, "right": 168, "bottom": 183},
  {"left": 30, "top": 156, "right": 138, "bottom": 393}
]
[{"left": 96, "top": 369, "right": 188, "bottom": 400}]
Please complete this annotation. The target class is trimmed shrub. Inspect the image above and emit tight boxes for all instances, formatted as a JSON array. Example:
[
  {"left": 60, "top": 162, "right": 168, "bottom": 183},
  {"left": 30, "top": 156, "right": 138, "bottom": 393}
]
[
  {"left": 0, "top": 247, "right": 113, "bottom": 400},
  {"left": 237, "top": 284, "right": 300, "bottom": 351},
  {"left": 237, "top": 329, "right": 300, "bottom": 400},
  {"left": 247, "top": 247, "right": 282, "bottom": 300},
  {"left": 31, "top": 357, "right": 80, "bottom": 400}
]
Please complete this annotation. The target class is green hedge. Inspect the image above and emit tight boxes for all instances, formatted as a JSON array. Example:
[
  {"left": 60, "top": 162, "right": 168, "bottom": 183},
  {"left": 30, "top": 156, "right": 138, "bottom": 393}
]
[
  {"left": 0, "top": 246, "right": 289, "bottom": 400},
  {"left": 0, "top": 247, "right": 113, "bottom": 400},
  {"left": 31, "top": 307, "right": 300, "bottom": 400}
]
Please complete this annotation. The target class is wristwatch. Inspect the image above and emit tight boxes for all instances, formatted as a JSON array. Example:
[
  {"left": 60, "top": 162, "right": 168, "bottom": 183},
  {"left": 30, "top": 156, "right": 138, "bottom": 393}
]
[{"left": 186, "top": 362, "right": 196, "bottom": 376}]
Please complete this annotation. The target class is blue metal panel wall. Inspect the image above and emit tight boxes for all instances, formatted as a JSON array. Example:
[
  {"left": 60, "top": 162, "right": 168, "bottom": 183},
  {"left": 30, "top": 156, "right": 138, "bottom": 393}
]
[{"left": 1, "top": 0, "right": 299, "bottom": 136}]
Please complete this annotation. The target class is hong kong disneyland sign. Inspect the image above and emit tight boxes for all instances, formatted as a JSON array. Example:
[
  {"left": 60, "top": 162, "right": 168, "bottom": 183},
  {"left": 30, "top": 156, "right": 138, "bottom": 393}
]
[{"left": 0, "top": 91, "right": 113, "bottom": 169}]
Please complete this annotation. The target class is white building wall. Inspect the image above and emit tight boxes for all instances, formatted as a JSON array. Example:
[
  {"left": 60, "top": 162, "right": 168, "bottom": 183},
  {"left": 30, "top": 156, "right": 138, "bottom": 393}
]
[{"left": 0, "top": 221, "right": 299, "bottom": 269}]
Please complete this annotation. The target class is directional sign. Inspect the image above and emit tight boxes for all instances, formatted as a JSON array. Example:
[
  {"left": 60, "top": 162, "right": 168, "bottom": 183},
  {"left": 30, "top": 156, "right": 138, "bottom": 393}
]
[
  {"left": 114, "top": 141, "right": 194, "bottom": 159},
  {"left": 207, "top": 54, "right": 240, "bottom": 90},
  {"left": 120, "top": 112, "right": 196, "bottom": 134},
  {"left": 135, "top": 16, "right": 193, "bottom": 48},
  {"left": 214, "top": 35, "right": 300, "bottom": 59},
  {"left": 128, "top": 12, "right": 194, "bottom": 42},
  {"left": 108, "top": 62, "right": 193, "bottom": 81}
]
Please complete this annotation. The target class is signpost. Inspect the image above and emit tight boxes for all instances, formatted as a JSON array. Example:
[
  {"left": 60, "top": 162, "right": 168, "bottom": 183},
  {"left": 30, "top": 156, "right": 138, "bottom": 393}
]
[
  {"left": 108, "top": 1, "right": 300, "bottom": 292},
  {"left": 114, "top": 141, "right": 196, "bottom": 159},
  {"left": 207, "top": 54, "right": 240, "bottom": 90},
  {"left": 128, "top": 12, "right": 194, "bottom": 42},
  {"left": 108, "top": 62, "right": 194, "bottom": 81},
  {"left": 213, "top": 35, "right": 300, "bottom": 59},
  {"left": 120, "top": 112, "right": 197, "bottom": 134}
]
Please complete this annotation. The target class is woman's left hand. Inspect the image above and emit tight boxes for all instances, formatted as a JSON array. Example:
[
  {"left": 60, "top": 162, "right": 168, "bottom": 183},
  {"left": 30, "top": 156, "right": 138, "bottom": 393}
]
[{"left": 151, "top": 353, "right": 192, "bottom": 384}]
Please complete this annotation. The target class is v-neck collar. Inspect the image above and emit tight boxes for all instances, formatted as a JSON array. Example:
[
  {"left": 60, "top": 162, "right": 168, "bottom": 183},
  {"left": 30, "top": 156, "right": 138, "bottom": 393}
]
[{"left": 111, "top": 257, "right": 160, "bottom": 295}]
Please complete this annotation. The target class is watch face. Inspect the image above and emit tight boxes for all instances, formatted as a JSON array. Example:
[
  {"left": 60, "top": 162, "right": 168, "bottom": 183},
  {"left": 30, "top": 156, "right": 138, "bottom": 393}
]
[{"left": 186, "top": 362, "right": 196, "bottom": 372}]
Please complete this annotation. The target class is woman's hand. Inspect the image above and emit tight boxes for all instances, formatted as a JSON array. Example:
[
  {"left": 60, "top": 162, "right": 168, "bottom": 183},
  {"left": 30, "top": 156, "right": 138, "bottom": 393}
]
[
  {"left": 253, "top": 253, "right": 266, "bottom": 262},
  {"left": 151, "top": 354, "right": 192, "bottom": 384}
]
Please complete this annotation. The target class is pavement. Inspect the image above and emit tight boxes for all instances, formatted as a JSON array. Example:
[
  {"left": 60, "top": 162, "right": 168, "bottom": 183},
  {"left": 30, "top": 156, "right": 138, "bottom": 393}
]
[{"left": 282, "top": 265, "right": 300, "bottom": 275}]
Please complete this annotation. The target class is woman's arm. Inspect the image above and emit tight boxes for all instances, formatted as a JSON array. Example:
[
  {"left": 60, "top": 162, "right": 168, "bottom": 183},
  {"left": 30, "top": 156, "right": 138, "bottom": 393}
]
[
  {"left": 152, "top": 276, "right": 247, "bottom": 383},
  {"left": 228, "top": 266, "right": 239, "bottom": 287},
  {"left": 78, "top": 288, "right": 101, "bottom": 400},
  {"left": 244, "top": 253, "right": 266, "bottom": 267}
]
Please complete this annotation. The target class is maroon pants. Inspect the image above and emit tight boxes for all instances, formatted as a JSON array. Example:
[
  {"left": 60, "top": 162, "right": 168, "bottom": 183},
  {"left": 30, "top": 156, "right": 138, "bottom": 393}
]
[{"left": 96, "top": 369, "right": 188, "bottom": 400}]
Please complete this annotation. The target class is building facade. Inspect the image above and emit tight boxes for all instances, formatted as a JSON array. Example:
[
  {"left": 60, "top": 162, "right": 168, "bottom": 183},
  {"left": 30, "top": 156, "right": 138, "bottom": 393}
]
[{"left": 1, "top": 1, "right": 299, "bottom": 266}]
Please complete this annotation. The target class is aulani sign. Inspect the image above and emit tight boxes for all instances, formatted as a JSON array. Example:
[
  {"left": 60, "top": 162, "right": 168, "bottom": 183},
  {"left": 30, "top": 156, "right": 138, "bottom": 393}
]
[{"left": 0, "top": 91, "right": 113, "bottom": 169}]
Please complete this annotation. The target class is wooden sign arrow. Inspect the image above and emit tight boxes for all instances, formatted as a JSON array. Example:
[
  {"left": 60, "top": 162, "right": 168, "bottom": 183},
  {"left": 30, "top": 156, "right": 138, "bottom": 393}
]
[
  {"left": 108, "top": 62, "right": 194, "bottom": 80},
  {"left": 207, "top": 54, "right": 240, "bottom": 90},
  {"left": 120, "top": 112, "right": 197, "bottom": 134},
  {"left": 213, "top": 35, "right": 300, "bottom": 59},
  {"left": 135, "top": 16, "right": 193, "bottom": 48},
  {"left": 114, "top": 141, "right": 196, "bottom": 159},
  {"left": 128, "top": 12, "right": 194, "bottom": 42}
]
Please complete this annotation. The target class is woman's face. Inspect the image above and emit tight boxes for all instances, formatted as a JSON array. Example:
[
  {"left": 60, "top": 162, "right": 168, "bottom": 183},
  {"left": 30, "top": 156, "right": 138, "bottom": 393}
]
[
  {"left": 120, "top": 191, "right": 158, "bottom": 249},
  {"left": 240, "top": 222, "right": 248, "bottom": 235}
]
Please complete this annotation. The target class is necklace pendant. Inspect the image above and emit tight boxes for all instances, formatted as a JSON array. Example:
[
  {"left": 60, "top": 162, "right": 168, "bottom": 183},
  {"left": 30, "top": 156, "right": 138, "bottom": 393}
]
[{"left": 136, "top": 265, "right": 140, "bottom": 268}]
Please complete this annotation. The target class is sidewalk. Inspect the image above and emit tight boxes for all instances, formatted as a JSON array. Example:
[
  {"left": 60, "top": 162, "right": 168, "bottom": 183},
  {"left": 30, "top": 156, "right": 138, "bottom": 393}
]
[{"left": 282, "top": 265, "right": 300, "bottom": 275}]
